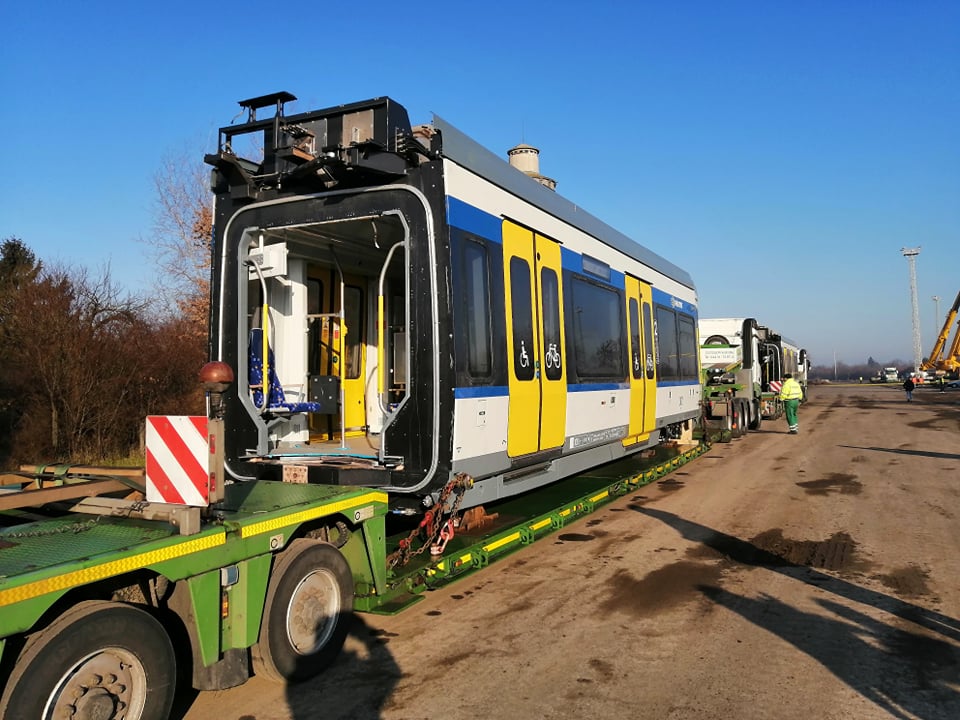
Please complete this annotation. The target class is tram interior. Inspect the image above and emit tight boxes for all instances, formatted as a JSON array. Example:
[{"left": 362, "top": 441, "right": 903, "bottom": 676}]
[{"left": 241, "top": 215, "right": 408, "bottom": 459}]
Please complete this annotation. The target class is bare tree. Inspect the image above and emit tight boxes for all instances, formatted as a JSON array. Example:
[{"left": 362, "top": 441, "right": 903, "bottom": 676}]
[
  {"left": 1, "top": 211, "right": 217, "bottom": 466},
  {"left": 4, "top": 258, "right": 209, "bottom": 465},
  {"left": 148, "top": 146, "right": 212, "bottom": 348},
  {"left": 6, "top": 264, "right": 146, "bottom": 459},
  {"left": 0, "top": 238, "right": 42, "bottom": 460}
]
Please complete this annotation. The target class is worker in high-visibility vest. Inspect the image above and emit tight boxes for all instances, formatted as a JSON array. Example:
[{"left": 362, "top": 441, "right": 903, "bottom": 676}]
[{"left": 779, "top": 373, "right": 804, "bottom": 434}]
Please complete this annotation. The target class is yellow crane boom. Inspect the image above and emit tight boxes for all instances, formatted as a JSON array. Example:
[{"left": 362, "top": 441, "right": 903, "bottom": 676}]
[{"left": 921, "top": 290, "right": 960, "bottom": 373}]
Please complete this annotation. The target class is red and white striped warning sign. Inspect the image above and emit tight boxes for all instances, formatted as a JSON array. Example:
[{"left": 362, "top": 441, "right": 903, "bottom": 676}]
[
  {"left": 769, "top": 380, "right": 783, "bottom": 393},
  {"left": 146, "top": 416, "right": 210, "bottom": 506}
]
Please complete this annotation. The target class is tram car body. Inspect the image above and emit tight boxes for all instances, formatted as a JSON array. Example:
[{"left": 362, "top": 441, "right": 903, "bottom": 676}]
[{"left": 205, "top": 92, "right": 700, "bottom": 508}]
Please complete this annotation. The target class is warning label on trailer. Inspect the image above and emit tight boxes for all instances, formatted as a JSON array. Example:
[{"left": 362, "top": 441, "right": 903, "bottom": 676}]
[
  {"left": 701, "top": 347, "right": 741, "bottom": 365},
  {"left": 145, "top": 415, "right": 209, "bottom": 506}
]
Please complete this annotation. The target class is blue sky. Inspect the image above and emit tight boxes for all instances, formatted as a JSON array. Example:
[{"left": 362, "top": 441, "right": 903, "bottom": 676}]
[{"left": 2, "top": 1, "right": 957, "bottom": 367}]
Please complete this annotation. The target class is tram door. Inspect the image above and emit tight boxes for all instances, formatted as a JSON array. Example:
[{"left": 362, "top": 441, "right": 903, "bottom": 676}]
[
  {"left": 308, "top": 270, "right": 367, "bottom": 438},
  {"left": 502, "top": 220, "right": 567, "bottom": 457},
  {"left": 623, "top": 275, "right": 657, "bottom": 446}
]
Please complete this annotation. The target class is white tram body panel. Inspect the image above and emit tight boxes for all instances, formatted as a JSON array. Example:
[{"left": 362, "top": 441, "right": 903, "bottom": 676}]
[{"left": 440, "top": 153, "right": 700, "bottom": 497}]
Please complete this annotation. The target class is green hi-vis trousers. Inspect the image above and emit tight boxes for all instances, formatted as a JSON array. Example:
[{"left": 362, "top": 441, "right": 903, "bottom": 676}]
[{"left": 784, "top": 399, "right": 800, "bottom": 432}]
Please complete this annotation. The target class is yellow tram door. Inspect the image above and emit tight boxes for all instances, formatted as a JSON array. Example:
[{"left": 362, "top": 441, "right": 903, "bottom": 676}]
[
  {"left": 623, "top": 275, "right": 656, "bottom": 446},
  {"left": 339, "top": 282, "right": 366, "bottom": 434},
  {"left": 503, "top": 220, "right": 567, "bottom": 457},
  {"left": 308, "top": 271, "right": 367, "bottom": 438}
]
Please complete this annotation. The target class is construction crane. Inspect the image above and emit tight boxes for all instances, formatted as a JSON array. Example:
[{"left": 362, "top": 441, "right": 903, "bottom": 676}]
[{"left": 920, "top": 289, "right": 960, "bottom": 375}]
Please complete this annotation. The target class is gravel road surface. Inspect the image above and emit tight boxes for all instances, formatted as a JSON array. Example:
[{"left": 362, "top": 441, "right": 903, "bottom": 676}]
[{"left": 179, "top": 384, "right": 960, "bottom": 720}]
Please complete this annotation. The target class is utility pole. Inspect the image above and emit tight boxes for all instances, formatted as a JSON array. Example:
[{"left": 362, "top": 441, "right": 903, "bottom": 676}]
[
  {"left": 933, "top": 295, "right": 941, "bottom": 333},
  {"left": 901, "top": 247, "right": 922, "bottom": 373}
]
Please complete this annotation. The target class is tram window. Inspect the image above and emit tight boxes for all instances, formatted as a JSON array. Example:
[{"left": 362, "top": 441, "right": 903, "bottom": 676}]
[
  {"left": 642, "top": 301, "right": 655, "bottom": 380},
  {"left": 655, "top": 305, "right": 679, "bottom": 381},
  {"left": 510, "top": 257, "right": 535, "bottom": 381},
  {"left": 678, "top": 313, "right": 697, "bottom": 380},
  {"left": 541, "top": 267, "right": 562, "bottom": 380},
  {"left": 629, "top": 298, "right": 641, "bottom": 380},
  {"left": 571, "top": 277, "right": 623, "bottom": 380},
  {"left": 464, "top": 241, "right": 492, "bottom": 378},
  {"left": 344, "top": 285, "right": 363, "bottom": 380}
]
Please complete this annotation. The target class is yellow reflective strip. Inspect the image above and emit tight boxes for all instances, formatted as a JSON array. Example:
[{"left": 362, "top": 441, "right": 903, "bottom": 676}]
[
  {"left": 0, "top": 532, "right": 226, "bottom": 608},
  {"left": 435, "top": 552, "right": 472, "bottom": 573},
  {"left": 239, "top": 491, "right": 387, "bottom": 539},
  {"left": 530, "top": 519, "right": 552, "bottom": 531},
  {"left": 559, "top": 509, "right": 571, "bottom": 518},
  {"left": 589, "top": 490, "right": 609, "bottom": 503},
  {"left": 483, "top": 531, "right": 521, "bottom": 553}
]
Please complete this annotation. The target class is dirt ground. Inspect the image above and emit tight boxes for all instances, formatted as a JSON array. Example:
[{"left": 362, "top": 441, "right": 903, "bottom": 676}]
[{"left": 179, "top": 384, "right": 960, "bottom": 720}]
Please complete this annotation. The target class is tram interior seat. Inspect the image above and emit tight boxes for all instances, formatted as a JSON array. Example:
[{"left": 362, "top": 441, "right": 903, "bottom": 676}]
[{"left": 248, "top": 327, "right": 325, "bottom": 414}]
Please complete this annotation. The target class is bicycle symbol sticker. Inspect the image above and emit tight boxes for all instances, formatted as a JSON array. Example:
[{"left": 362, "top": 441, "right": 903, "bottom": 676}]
[{"left": 545, "top": 343, "right": 561, "bottom": 370}]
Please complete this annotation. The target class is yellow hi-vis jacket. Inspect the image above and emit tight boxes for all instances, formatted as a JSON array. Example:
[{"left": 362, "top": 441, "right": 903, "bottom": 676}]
[{"left": 779, "top": 377, "right": 804, "bottom": 401}]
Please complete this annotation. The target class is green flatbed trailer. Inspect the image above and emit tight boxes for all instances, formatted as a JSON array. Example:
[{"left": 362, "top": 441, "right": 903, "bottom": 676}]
[
  {"left": 0, "top": 478, "right": 389, "bottom": 719},
  {"left": 0, "top": 441, "right": 706, "bottom": 719},
  {"left": 374, "top": 442, "right": 707, "bottom": 612}
]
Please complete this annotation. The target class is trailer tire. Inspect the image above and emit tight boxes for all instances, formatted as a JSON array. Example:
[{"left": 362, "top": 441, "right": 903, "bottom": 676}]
[
  {"left": 731, "top": 402, "right": 745, "bottom": 438},
  {"left": 0, "top": 600, "right": 175, "bottom": 720},
  {"left": 252, "top": 539, "right": 354, "bottom": 683},
  {"left": 748, "top": 401, "right": 762, "bottom": 431}
]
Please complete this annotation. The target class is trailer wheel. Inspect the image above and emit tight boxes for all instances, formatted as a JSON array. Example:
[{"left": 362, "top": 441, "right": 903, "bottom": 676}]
[
  {"left": 740, "top": 400, "right": 752, "bottom": 435},
  {"left": 731, "top": 402, "right": 745, "bottom": 438},
  {"left": 748, "top": 401, "right": 762, "bottom": 431},
  {"left": 0, "top": 600, "right": 175, "bottom": 720},
  {"left": 252, "top": 539, "right": 354, "bottom": 682}
]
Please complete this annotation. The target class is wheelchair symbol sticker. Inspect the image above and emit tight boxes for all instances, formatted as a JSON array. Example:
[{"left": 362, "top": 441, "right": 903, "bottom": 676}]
[{"left": 519, "top": 340, "right": 530, "bottom": 369}]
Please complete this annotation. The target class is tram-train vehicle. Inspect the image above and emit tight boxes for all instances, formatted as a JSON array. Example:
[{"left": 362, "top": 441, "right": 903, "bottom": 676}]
[{"left": 205, "top": 92, "right": 700, "bottom": 510}]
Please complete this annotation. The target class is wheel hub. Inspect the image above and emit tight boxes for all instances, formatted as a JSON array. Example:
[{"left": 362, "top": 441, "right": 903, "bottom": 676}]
[
  {"left": 73, "top": 687, "right": 118, "bottom": 720},
  {"left": 287, "top": 568, "right": 338, "bottom": 655},
  {"left": 48, "top": 650, "right": 143, "bottom": 720}
]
